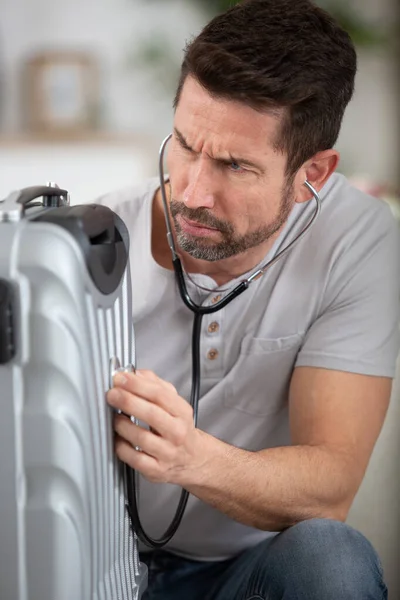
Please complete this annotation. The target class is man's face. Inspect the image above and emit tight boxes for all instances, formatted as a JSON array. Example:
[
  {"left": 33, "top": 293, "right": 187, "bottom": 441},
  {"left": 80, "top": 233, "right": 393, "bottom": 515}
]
[{"left": 167, "top": 76, "right": 295, "bottom": 262}]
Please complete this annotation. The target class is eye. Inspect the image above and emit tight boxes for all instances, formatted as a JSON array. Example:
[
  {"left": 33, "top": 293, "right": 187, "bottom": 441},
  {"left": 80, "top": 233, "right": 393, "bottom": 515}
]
[{"left": 229, "top": 161, "right": 245, "bottom": 173}]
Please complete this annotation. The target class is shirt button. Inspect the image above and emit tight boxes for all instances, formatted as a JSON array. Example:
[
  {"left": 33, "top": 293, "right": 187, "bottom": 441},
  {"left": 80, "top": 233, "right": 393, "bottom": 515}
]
[
  {"left": 208, "top": 322, "right": 220, "bottom": 334},
  {"left": 207, "top": 349, "right": 219, "bottom": 360},
  {"left": 211, "top": 295, "right": 222, "bottom": 304}
]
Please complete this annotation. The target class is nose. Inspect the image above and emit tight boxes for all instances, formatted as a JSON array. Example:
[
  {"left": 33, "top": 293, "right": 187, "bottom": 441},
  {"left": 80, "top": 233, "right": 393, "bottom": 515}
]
[{"left": 183, "top": 156, "right": 217, "bottom": 210}]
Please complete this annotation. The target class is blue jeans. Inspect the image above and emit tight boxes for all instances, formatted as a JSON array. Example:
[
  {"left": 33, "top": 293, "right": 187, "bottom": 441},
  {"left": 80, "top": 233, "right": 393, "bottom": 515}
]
[{"left": 140, "top": 519, "right": 388, "bottom": 600}]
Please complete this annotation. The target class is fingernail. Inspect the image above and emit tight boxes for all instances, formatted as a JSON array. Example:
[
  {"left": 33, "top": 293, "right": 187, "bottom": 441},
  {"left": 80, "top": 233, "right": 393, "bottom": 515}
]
[
  {"left": 107, "top": 388, "right": 121, "bottom": 403},
  {"left": 114, "top": 373, "right": 127, "bottom": 386}
]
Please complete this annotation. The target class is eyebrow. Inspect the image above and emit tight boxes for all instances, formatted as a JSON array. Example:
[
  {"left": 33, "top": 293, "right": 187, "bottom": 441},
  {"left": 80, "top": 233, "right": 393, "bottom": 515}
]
[{"left": 174, "top": 127, "right": 265, "bottom": 173}]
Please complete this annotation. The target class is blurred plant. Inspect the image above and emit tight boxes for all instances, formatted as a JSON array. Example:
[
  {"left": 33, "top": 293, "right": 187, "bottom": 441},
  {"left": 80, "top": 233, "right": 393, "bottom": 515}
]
[
  {"left": 127, "top": 0, "right": 392, "bottom": 97},
  {"left": 316, "top": 1, "right": 390, "bottom": 48},
  {"left": 195, "top": 0, "right": 239, "bottom": 14},
  {"left": 196, "top": 0, "right": 390, "bottom": 48},
  {"left": 127, "top": 35, "right": 181, "bottom": 95}
]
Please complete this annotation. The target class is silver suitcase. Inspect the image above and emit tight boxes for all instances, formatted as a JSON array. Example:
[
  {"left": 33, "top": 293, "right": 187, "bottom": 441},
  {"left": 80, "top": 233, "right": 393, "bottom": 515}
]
[{"left": 0, "top": 185, "right": 147, "bottom": 600}]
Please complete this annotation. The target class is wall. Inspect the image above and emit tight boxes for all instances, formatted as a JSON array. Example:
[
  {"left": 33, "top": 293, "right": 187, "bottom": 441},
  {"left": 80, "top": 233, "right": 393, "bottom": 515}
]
[
  {"left": 0, "top": 0, "right": 204, "bottom": 200},
  {"left": 334, "top": 0, "right": 399, "bottom": 186},
  {"left": 0, "top": 0, "right": 202, "bottom": 137},
  {"left": 0, "top": 138, "right": 155, "bottom": 203},
  {"left": 0, "top": 0, "right": 398, "bottom": 201}
]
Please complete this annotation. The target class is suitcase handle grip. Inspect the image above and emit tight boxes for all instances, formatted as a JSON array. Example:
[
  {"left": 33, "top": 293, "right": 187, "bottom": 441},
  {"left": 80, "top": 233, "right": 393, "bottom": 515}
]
[
  {"left": 32, "top": 204, "right": 129, "bottom": 295},
  {"left": 16, "top": 186, "right": 69, "bottom": 206}
]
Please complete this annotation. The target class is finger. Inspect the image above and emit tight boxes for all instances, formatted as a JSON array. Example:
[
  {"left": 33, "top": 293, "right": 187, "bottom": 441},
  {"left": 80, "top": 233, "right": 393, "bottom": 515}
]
[
  {"left": 135, "top": 369, "right": 159, "bottom": 381},
  {"left": 114, "top": 369, "right": 172, "bottom": 389},
  {"left": 108, "top": 388, "right": 176, "bottom": 440},
  {"left": 115, "top": 435, "right": 167, "bottom": 483},
  {"left": 120, "top": 370, "right": 178, "bottom": 399},
  {"left": 113, "top": 372, "right": 191, "bottom": 418},
  {"left": 114, "top": 414, "right": 167, "bottom": 458}
]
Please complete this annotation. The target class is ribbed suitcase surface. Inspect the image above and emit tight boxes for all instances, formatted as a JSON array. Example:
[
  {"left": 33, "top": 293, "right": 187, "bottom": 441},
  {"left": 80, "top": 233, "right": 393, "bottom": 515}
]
[{"left": 0, "top": 185, "right": 147, "bottom": 600}]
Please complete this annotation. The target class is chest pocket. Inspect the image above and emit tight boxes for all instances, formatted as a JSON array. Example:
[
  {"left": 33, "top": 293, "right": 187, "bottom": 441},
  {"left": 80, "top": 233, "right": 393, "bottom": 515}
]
[{"left": 223, "top": 332, "right": 304, "bottom": 417}]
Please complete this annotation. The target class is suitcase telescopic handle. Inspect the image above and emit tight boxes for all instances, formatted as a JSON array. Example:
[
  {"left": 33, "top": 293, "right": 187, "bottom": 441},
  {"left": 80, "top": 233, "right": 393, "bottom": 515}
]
[
  {"left": 16, "top": 186, "right": 69, "bottom": 206},
  {"left": 0, "top": 185, "right": 69, "bottom": 222}
]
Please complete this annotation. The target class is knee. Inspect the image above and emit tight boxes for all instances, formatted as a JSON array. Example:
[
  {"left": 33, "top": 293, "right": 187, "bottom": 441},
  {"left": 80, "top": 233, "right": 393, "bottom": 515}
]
[{"left": 265, "top": 518, "right": 387, "bottom": 599}]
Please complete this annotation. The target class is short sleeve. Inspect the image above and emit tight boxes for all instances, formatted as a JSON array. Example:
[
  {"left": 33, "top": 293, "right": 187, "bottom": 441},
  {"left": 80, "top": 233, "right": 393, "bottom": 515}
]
[{"left": 296, "top": 203, "right": 400, "bottom": 377}]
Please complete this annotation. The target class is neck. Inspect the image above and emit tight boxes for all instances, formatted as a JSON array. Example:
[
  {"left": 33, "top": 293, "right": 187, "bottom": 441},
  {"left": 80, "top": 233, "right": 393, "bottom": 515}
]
[{"left": 151, "top": 186, "right": 281, "bottom": 286}]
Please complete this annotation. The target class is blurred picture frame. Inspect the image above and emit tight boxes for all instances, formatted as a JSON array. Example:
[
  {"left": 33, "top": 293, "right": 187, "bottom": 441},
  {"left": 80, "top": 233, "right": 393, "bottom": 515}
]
[{"left": 23, "top": 50, "right": 100, "bottom": 137}]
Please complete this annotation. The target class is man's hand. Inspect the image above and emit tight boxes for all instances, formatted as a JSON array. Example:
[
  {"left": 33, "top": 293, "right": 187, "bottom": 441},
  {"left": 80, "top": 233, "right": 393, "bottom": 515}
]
[
  {"left": 107, "top": 367, "right": 392, "bottom": 532},
  {"left": 106, "top": 370, "right": 206, "bottom": 484}
]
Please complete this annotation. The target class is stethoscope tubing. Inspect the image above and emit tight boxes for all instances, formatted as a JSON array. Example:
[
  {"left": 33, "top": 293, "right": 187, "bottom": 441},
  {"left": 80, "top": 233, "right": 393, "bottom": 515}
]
[{"left": 126, "top": 134, "right": 322, "bottom": 549}]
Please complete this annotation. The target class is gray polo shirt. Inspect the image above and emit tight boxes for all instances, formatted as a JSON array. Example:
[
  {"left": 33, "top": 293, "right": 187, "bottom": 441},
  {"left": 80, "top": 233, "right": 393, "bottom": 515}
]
[{"left": 98, "top": 173, "right": 400, "bottom": 561}]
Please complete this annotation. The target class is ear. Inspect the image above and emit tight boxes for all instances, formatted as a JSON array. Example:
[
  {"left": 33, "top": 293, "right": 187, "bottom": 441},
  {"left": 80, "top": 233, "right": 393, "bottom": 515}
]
[{"left": 294, "top": 150, "right": 340, "bottom": 204}]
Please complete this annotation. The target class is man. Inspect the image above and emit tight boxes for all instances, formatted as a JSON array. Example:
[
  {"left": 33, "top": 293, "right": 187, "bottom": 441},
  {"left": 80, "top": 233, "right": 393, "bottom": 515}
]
[{"left": 103, "top": 0, "right": 400, "bottom": 598}]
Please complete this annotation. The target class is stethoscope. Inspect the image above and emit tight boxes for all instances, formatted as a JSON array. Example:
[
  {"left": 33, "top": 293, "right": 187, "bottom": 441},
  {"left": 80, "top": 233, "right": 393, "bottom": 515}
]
[{"left": 126, "top": 133, "right": 322, "bottom": 549}]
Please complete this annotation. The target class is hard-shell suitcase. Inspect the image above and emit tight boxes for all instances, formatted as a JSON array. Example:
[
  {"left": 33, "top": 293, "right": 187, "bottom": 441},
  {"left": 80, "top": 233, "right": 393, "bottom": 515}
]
[{"left": 0, "top": 184, "right": 147, "bottom": 600}]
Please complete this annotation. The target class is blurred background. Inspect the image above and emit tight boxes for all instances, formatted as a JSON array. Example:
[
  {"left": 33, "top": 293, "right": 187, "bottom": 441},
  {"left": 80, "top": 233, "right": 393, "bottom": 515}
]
[
  {"left": 0, "top": 0, "right": 399, "bottom": 594},
  {"left": 0, "top": 0, "right": 398, "bottom": 209}
]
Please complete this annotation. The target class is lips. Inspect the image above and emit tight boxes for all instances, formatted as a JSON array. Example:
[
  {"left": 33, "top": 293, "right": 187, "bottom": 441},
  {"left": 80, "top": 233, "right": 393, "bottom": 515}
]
[
  {"left": 183, "top": 217, "right": 217, "bottom": 231},
  {"left": 178, "top": 215, "right": 219, "bottom": 237}
]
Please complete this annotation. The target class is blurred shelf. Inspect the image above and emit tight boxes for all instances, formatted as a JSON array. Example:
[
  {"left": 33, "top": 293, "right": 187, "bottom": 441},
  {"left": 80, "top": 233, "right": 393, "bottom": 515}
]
[{"left": 0, "top": 131, "right": 155, "bottom": 148}]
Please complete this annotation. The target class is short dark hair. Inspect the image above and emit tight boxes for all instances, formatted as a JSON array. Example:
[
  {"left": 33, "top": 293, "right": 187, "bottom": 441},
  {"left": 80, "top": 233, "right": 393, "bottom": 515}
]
[{"left": 174, "top": 0, "right": 357, "bottom": 177}]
